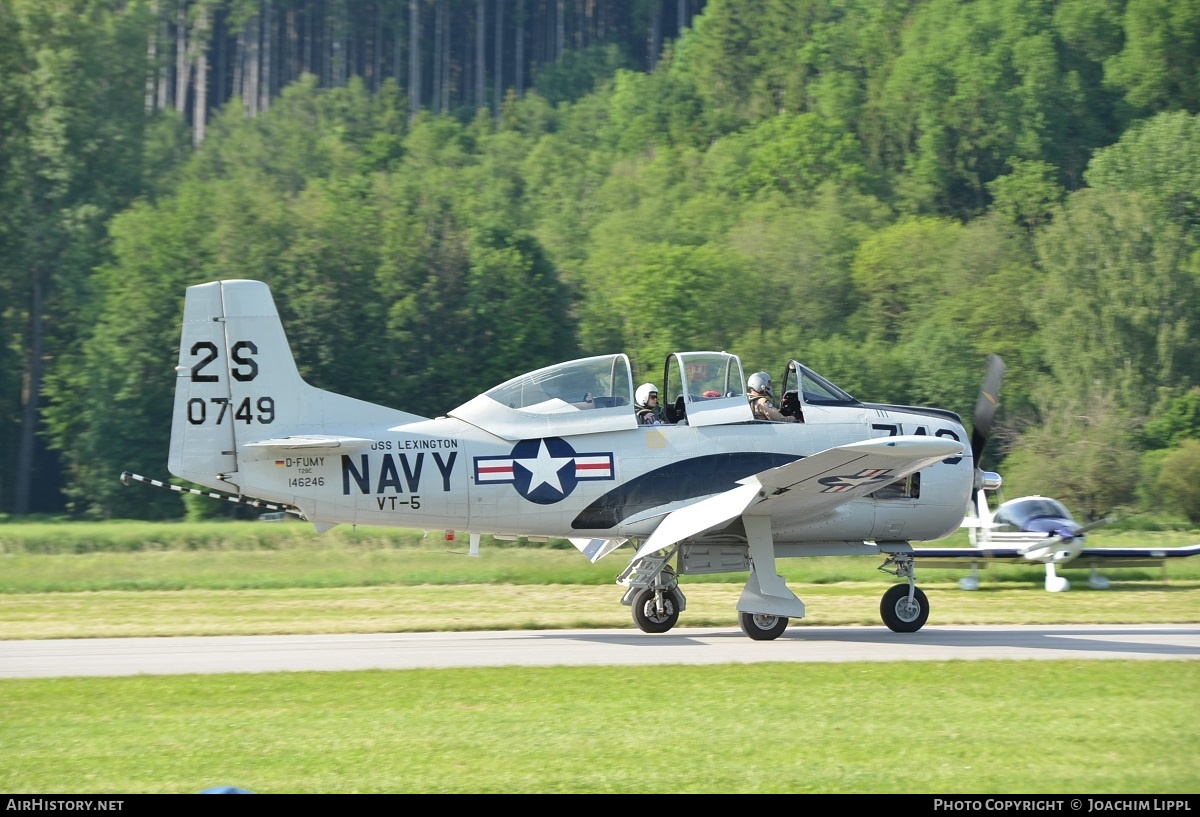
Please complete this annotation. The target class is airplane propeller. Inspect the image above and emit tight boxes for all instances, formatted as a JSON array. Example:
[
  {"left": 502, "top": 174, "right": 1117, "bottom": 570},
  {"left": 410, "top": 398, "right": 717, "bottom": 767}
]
[
  {"left": 970, "top": 353, "right": 1006, "bottom": 480},
  {"left": 968, "top": 354, "right": 1006, "bottom": 521},
  {"left": 1076, "top": 516, "right": 1117, "bottom": 536},
  {"left": 1023, "top": 514, "right": 1118, "bottom": 554}
]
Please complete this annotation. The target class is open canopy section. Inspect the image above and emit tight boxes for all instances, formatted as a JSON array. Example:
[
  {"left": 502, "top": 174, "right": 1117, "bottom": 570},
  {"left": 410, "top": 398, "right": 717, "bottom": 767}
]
[
  {"left": 662, "top": 351, "right": 754, "bottom": 426},
  {"left": 450, "top": 354, "right": 638, "bottom": 440}
]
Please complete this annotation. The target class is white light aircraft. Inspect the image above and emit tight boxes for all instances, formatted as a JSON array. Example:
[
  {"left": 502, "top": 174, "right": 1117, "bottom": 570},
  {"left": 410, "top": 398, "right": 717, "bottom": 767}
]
[
  {"left": 919, "top": 489, "right": 1200, "bottom": 592},
  {"left": 902, "top": 355, "right": 1200, "bottom": 591},
  {"left": 123, "top": 281, "right": 1199, "bottom": 640}
]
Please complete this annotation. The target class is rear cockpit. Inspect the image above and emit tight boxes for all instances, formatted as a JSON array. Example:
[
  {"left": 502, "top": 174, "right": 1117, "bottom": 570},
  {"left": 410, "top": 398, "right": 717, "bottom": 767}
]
[{"left": 449, "top": 354, "right": 639, "bottom": 439}]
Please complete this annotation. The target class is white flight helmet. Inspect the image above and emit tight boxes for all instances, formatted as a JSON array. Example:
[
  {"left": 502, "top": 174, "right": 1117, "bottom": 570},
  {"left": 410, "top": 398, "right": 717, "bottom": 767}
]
[
  {"left": 748, "top": 371, "right": 775, "bottom": 399},
  {"left": 635, "top": 383, "right": 659, "bottom": 408}
]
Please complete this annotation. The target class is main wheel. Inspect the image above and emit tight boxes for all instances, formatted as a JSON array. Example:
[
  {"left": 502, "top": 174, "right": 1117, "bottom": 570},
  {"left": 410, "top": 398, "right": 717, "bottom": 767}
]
[
  {"left": 880, "top": 584, "right": 929, "bottom": 633},
  {"left": 631, "top": 587, "right": 681, "bottom": 633},
  {"left": 738, "top": 611, "right": 788, "bottom": 641}
]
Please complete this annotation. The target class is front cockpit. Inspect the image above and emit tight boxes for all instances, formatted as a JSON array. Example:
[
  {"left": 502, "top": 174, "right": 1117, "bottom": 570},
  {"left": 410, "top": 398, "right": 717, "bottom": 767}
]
[{"left": 776, "top": 360, "right": 862, "bottom": 421}]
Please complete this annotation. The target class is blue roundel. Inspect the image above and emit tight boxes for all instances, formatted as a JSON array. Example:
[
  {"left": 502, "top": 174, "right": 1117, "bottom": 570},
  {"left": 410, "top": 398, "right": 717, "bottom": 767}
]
[
  {"left": 473, "top": 437, "right": 615, "bottom": 505},
  {"left": 510, "top": 437, "right": 581, "bottom": 505}
]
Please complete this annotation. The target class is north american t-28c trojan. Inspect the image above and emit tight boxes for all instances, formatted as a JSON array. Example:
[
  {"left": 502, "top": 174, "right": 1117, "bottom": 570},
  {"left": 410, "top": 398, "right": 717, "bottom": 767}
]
[{"left": 123, "top": 280, "right": 1199, "bottom": 641}]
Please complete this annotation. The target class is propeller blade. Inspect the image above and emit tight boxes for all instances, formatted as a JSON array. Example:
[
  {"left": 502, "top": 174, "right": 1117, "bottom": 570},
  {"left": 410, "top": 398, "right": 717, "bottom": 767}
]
[
  {"left": 1020, "top": 534, "right": 1083, "bottom": 564},
  {"left": 1077, "top": 516, "right": 1116, "bottom": 535},
  {"left": 970, "top": 354, "right": 1006, "bottom": 470}
]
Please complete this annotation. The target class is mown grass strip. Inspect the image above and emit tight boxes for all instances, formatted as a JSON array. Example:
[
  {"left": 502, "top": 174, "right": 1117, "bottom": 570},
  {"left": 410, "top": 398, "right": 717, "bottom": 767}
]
[
  {"left": 1, "top": 582, "right": 1197, "bottom": 640},
  {"left": 1, "top": 661, "right": 1196, "bottom": 793}
]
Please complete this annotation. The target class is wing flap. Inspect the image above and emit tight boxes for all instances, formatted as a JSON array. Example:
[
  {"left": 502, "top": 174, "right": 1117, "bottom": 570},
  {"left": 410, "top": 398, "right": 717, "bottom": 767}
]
[
  {"left": 634, "top": 483, "right": 762, "bottom": 560},
  {"left": 569, "top": 537, "right": 628, "bottom": 563}
]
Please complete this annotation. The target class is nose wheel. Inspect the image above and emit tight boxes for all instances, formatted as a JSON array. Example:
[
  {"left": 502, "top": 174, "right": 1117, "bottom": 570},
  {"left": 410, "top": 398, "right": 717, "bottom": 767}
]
[{"left": 880, "top": 584, "right": 929, "bottom": 632}]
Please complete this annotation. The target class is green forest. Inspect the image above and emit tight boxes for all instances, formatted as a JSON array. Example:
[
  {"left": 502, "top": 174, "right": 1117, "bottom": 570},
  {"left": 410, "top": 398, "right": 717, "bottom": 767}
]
[{"left": 2, "top": 0, "right": 1200, "bottom": 523}]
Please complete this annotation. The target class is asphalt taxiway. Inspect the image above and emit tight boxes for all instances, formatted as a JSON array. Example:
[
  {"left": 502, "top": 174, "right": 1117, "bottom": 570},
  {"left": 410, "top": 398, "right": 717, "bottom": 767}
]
[{"left": 1, "top": 624, "right": 1197, "bottom": 678}]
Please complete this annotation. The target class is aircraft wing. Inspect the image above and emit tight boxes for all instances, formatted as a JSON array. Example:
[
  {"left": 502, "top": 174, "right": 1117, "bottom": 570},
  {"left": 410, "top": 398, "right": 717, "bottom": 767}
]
[
  {"left": 908, "top": 543, "right": 1200, "bottom": 568},
  {"left": 633, "top": 435, "right": 963, "bottom": 560}
]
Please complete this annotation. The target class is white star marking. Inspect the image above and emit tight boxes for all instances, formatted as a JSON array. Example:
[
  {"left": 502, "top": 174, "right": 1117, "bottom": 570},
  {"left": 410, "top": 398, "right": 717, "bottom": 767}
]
[{"left": 518, "top": 440, "right": 573, "bottom": 494}]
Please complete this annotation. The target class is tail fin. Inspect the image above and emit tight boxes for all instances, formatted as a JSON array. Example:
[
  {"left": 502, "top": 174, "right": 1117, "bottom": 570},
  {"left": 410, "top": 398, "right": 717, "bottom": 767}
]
[{"left": 168, "top": 280, "right": 425, "bottom": 493}]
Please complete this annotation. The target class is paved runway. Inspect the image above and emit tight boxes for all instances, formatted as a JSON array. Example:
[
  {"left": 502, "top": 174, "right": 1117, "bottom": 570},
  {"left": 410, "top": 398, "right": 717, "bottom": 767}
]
[{"left": 2, "top": 624, "right": 1197, "bottom": 678}]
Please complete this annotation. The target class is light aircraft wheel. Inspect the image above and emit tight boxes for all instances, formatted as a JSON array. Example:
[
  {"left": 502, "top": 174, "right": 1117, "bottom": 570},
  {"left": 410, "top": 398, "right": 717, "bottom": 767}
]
[
  {"left": 738, "top": 612, "right": 788, "bottom": 641},
  {"left": 880, "top": 584, "right": 929, "bottom": 633},
  {"left": 631, "top": 587, "right": 681, "bottom": 634}
]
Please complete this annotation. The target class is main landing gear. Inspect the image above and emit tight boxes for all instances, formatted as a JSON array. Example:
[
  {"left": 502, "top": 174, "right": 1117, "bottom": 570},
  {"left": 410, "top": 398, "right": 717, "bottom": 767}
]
[
  {"left": 631, "top": 586, "right": 683, "bottom": 633},
  {"left": 618, "top": 553, "right": 687, "bottom": 635},
  {"left": 738, "top": 612, "right": 789, "bottom": 641}
]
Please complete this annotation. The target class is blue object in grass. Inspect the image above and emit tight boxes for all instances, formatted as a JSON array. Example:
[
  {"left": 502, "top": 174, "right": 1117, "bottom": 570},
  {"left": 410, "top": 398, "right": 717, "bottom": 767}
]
[{"left": 199, "top": 786, "right": 254, "bottom": 794}]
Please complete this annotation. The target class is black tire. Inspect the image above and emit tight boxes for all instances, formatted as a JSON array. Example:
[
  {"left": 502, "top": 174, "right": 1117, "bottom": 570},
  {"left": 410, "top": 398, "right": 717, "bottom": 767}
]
[
  {"left": 880, "top": 584, "right": 929, "bottom": 633},
  {"left": 631, "top": 587, "right": 681, "bottom": 634},
  {"left": 738, "top": 611, "right": 789, "bottom": 641}
]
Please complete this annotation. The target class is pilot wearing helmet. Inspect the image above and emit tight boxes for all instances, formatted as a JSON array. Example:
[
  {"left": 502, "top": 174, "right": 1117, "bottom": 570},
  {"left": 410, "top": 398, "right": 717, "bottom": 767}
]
[
  {"left": 747, "top": 371, "right": 797, "bottom": 422},
  {"left": 634, "top": 383, "right": 666, "bottom": 425}
]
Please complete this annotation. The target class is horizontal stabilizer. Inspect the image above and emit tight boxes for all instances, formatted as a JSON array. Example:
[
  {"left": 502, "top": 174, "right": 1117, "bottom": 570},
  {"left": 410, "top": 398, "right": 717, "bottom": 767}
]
[{"left": 243, "top": 435, "right": 376, "bottom": 450}]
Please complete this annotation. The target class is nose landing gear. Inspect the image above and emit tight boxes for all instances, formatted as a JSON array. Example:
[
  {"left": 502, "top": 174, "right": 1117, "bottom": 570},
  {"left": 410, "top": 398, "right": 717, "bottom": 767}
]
[{"left": 878, "top": 551, "right": 931, "bottom": 633}]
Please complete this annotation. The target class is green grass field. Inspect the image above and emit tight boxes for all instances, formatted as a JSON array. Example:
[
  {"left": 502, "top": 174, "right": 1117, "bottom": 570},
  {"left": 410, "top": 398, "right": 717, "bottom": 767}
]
[
  {"left": 3, "top": 662, "right": 1197, "bottom": 794},
  {"left": 1, "top": 522, "right": 1198, "bottom": 793}
]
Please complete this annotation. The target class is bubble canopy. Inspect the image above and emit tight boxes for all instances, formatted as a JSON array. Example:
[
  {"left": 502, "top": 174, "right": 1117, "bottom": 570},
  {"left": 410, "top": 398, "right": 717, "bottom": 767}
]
[{"left": 449, "top": 354, "right": 638, "bottom": 439}]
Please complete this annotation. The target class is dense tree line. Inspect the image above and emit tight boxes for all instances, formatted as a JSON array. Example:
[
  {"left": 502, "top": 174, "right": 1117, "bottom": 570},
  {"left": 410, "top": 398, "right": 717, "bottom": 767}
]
[
  {"left": 148, "top": 0, "right": 699, "bottom": 140},
  {"left": 3, "top": 0, "right": 1200, "bottom": 524}
]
